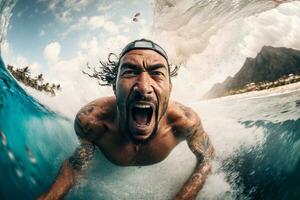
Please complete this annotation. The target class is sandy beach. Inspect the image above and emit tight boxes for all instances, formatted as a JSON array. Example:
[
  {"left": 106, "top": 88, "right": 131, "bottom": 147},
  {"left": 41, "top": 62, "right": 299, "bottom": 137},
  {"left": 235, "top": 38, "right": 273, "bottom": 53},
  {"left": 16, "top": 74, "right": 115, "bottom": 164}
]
[{"left": 205, "top": 81, "right": 300, "bottom": 102}]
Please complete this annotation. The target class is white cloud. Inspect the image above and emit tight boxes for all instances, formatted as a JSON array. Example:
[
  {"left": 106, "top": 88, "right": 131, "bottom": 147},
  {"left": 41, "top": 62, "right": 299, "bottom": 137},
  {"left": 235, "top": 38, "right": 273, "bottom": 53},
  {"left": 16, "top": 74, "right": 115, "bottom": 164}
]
[
  {"left": 79, "top": 37, "right": 101, "bottom": 58},
  {"left": 48, "top": 0, "right": 92, "bottom": 12},
  {"left": 139, "top": 23, "right": 151, "bottom": 39},
  {"left": 151, "top": 0, "right": 300, "bottom": 98},
  {"left": 9, "top": 55, "right": 41, "bottom": 75},
  {"left": 39, "top": 30, "right": 45, "bottom": 36},
  {"left": 30, "top": 62, "right": 41, "bottom": 74},
  {"left": 59, "top": 10, "right": 73, "bottom": 23},
  {"left": 97, "top": 3, "right": 112, "bottom": 12},
  {"left": 78, "top": 34, "right": 130, "bottom": 63},
  {"left": 62, "top": 14, "right": 121, "bottom": 36},
  {"left": 46, "top": 0, "right": 93, "bottom": 22},
  {"left": 80, "top": 37, "right": 98, "bottom": 49},
  {"left": 121, "top": 16, "right": 131, "bottom": 24},
  {"left": 1, "top": 41, "right": 40, "bottom": 75},
  {"left": 48, "top": 0, "right": 59, "bottom": 11},
  {"left": 62, "top": 16, "right": 88, "bottom": 36},
  {"left": 103, "top": 20, "right": 119, "bottom": 34},
  {"left": 15, "top": 56, "right": 28, "bottom": 66},
  {"left": 88, "top": 16, "right": 106, "bottom": 29},
  {"left": 43, "top": 42, "right": 61, "bottom": 63},
  {"left": 4, "top": 1, "right": 151, "bottom": 118},
  {"left": 64, "top": 0, "right": 92, "bottom": 11},
  {"left": 87, "top": 15, "right": 119, "bottom": 34},
  {"left": 35, "top": 34, "right": 132, "bottom": 117}
]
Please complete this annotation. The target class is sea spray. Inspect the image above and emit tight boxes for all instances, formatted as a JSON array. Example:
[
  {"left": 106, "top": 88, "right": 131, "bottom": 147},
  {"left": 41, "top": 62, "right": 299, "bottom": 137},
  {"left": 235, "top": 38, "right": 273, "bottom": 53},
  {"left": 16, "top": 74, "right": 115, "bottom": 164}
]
[
  {"left": 1, "top": 0, "right": 300, "bottom": 199},
  {"left": 0, "top": 0, "right": 16, "bottom": 55}
]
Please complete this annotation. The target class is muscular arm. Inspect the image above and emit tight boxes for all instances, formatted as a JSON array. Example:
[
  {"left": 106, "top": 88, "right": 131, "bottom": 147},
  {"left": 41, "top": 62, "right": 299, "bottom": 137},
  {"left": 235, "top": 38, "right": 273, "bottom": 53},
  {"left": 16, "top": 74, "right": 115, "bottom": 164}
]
[
  {"left": 38, "top": 141, "right": 95, "bottom": 200},
  {"left": 173, "top": 104, "right": 214, "bottom": 200},
  {"left": 38, "top": 105, "right": 97, "bottom": 200}
]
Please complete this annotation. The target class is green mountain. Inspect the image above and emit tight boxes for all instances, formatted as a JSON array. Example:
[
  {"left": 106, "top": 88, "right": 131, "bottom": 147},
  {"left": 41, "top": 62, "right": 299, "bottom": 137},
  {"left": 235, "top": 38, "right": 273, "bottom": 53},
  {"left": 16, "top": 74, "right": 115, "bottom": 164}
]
[{"left": 204, "top": 46, "right": 300, "bottom": 99}]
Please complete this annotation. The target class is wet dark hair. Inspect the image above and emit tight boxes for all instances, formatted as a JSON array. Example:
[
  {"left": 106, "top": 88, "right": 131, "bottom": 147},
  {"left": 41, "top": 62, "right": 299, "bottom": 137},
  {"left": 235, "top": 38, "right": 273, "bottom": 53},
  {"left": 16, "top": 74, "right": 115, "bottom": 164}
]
[{"left": 82, "top": 53, "right": 180, "bottom": 86}]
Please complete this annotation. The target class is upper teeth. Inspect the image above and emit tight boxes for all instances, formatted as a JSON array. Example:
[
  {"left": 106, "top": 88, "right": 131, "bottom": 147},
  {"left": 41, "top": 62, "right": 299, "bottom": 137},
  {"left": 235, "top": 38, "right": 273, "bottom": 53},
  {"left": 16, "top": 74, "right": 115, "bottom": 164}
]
[{"left": 134, "top": 104, "right": 151, "bottom": 108}]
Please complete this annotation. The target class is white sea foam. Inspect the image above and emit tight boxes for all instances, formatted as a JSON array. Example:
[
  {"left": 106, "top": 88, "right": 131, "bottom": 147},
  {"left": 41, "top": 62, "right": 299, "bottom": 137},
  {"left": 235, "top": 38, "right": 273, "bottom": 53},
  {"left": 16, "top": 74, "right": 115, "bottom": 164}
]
[
  {"left": 2, "top": 1, "right": 300, "bottom": 199},
  {"left": 153, "top": 0, "right": 300, "bottom": 100},
  {"left": 6, "top": 1, "right": 299, "bottom": 120},
  {"left": 0, "top": 0, "right": 16, "bottom": 55}
]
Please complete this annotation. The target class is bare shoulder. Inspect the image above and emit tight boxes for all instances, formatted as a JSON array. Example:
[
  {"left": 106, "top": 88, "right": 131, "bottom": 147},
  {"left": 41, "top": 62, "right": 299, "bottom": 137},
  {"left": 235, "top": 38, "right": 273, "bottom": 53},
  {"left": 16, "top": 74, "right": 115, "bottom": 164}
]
[
  {"left": 167, "top": 100, "right": 204, "bottom": 138},
  {"left": 74, "top": 96, "right": 116, "bottom": 142},
  {"left": 168, "top": 100, "right": 200, "bottom": 125}
]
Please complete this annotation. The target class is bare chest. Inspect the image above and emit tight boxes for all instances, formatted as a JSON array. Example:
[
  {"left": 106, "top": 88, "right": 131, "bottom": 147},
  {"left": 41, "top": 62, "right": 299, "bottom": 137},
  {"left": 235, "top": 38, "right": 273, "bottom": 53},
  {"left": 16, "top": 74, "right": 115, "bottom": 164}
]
[{"left": 95, "top": 130, "right": 180, "bottom": 166}]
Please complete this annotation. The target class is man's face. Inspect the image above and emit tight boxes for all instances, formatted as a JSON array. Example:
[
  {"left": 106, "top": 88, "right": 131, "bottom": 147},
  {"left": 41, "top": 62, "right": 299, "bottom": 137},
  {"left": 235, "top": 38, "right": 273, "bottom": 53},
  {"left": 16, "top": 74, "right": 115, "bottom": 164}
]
[{"left": 115, "top": 49, "right": 171, "bottom": 143}]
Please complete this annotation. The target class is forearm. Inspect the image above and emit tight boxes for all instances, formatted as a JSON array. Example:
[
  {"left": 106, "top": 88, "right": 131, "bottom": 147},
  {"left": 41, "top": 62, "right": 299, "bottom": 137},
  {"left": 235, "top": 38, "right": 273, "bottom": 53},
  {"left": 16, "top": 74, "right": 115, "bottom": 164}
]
[
  {"left": 38, "top": 160, "right": 76, "bottom": 200},
  {"left": 174, "top": 160, "right": 211, "bottom": 200},
  {"left": 176, "top": 131, "right": 214, "bottom": 200},
  {"left": 38, "top": 141, "right": 95, "bottom": 200}
]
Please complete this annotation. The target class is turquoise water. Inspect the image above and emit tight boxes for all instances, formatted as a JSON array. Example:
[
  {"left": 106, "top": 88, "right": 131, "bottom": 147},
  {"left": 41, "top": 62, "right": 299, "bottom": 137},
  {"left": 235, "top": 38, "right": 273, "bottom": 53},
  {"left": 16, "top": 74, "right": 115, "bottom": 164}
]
[
  {"left": 1, "top": 55, "right": 300, "bottom": 199},
  {"left": 1, "top": 0, "right": 300, "bottom": 198},
  {"left": 0, "top": 57, "right": 77, "bottom": 199},
  {"left": 206, "top": 93, "right": 300, "bottom": 199}
]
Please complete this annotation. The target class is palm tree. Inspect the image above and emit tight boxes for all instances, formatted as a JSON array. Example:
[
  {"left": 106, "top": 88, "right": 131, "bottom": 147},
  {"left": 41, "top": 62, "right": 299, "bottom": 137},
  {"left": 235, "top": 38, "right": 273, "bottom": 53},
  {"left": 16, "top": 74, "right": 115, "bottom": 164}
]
[
  {"left": 36, "top": 74, "right": 44, "bottom": 85},
  {"left": 21, "top": 66, "right": 30, "bottom": 76},
  {"left": 7, "top": 65, "right": 14, "bottom": 71},
  {"left": 50, "top": 84, "right": 56, "bottom": 96},
  {"left": 24, "top": 76, "right": 31, "bottom": 85},
  {"left": 50, "top": 83, "right": 56, "bottom": 91},
  {"left": 43, "top": 82, "right": 50, "bottom": 92},
  {"left": 6, "top": 64, "right": 61, "bottom": 96},
  {"left": 18, "top": 66, "right": 31, "bottom": 83},
  {"left": 31, "top": 78, "right": 38, "bottom": 89}
]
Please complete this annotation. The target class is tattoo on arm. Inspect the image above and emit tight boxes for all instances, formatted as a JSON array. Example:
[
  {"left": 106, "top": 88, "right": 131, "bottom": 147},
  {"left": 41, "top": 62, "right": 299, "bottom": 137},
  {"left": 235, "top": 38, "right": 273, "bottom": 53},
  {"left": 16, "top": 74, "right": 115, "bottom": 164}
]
[
  {"left": 186, "top": 123, "right": 213, "bottom": 163},
  {"left": 79, "top": 104, "right": 95, "bottom": 115},
  {"left": 74, "top": 104, "right": 96, "bottom": 138},
  {"left": 69, "top": 104, "right": 98, "bottom": 172},
  {"left": 68, "top": 143, "right": 95, "bottom": 171},
  {"left": 175, "top": 102, "right": 193, "bottom": 118},
  {"left": 74, "top": 116, "right": 93, "bottom": 137},
  {"left": 173, "top": 104, "right": 214, "bottom": 199},
  {"left": 174, "top": 126, "right": 213, "bottom": 200}
]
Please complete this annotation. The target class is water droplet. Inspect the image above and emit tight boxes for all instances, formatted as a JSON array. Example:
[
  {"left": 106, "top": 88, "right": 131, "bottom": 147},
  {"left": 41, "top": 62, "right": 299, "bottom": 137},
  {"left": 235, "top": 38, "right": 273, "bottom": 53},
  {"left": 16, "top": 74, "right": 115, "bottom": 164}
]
[
  {"left": 25, "top": 145, "right": 37, "bottom": 164},
  {"left": 0, "top": 129, "right": 7, "bottom": 146},
  {"left": 15, "top": 168, "right": 23, "bottom": 177},
  {"left": 30, "top": 177, "right": 37, "bottom": 185},
  {"left": 249, "top": 171, "right": 255, "bottom": 175},
  {"left": 7, "top": 150, "right": 15, "bottom": 161}
]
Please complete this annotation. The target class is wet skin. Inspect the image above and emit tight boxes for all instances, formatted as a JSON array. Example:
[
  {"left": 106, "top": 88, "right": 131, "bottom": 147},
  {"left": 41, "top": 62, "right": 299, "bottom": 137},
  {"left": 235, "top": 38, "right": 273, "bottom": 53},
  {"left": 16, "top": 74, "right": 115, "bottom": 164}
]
[{"left": 38, "top": 50, "right": 214, "bottom": 200}]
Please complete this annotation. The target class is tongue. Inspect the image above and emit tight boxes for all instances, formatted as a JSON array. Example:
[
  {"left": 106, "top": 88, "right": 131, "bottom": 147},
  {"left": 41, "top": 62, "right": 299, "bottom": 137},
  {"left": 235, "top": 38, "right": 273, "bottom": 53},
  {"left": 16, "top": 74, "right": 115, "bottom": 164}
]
[
  {"left": 132, "top": 107, "right": 151, "bottom": 125},
  {"left": 135, "top": 112, "right": 148, "bottom": 125}
]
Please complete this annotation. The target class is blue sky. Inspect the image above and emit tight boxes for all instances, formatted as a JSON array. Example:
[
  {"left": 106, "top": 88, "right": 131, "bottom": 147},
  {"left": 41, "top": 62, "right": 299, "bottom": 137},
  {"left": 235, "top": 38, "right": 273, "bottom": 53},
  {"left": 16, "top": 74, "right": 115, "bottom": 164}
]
[
  {"left": 3, "top": 0, "right": 300, "bottom": 116},
  {"left": 4, "top": 0, "right": 153, "bottom": 74},
  {"left": 1, "top": 0, "right": 157, "bottom": 116}
]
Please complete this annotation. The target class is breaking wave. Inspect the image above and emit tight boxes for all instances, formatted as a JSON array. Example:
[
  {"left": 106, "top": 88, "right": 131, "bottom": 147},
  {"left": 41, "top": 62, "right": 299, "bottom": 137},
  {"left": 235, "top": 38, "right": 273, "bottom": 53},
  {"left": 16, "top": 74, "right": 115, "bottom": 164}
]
[{"left": 1, "top": 0, "right": 300, "bottom": 199}]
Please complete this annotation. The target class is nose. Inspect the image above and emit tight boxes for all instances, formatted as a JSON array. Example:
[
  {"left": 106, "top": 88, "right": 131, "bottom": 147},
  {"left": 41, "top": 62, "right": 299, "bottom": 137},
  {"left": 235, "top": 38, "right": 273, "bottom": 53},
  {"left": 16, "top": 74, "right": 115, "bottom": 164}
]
[{"left": 133, "top": 72, "right": 153, "bottom": 96}]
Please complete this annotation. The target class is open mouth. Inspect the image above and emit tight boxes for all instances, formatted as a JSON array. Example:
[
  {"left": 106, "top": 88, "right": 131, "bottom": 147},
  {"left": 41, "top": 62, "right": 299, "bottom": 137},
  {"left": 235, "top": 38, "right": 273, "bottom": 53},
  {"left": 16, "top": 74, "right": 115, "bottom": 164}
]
[
  {"left": 127, "top": 101, "right": 158, "bottom": 142},
  {"left": 131, "top": 104, "right": 154, "bottom": 127}
]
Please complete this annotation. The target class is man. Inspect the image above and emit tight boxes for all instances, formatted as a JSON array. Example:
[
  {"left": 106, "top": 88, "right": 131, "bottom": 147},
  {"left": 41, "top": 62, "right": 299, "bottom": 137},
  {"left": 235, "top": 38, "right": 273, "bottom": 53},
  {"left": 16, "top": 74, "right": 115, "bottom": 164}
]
[{"left": 38, "top": 39, "right": 214, "bottom": 200}]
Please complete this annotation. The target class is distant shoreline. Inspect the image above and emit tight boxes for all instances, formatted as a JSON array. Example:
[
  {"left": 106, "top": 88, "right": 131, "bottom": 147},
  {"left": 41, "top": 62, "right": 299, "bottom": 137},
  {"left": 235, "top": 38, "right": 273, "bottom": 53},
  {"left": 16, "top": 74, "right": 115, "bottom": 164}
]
[{"left": 206, "top": 81, "right": 300, "bottom": 101}]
